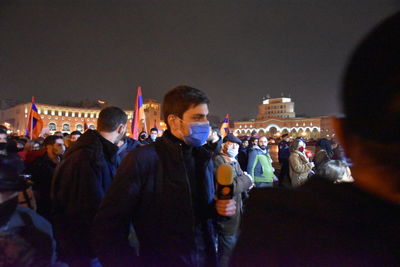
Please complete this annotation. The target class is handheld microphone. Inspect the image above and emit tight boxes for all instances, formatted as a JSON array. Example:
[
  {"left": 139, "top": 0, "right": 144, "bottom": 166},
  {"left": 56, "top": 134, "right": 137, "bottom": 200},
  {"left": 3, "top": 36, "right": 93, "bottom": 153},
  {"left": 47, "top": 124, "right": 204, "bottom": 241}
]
[{"left": 216, "top": 164, "right": 234, "bottom": 200}]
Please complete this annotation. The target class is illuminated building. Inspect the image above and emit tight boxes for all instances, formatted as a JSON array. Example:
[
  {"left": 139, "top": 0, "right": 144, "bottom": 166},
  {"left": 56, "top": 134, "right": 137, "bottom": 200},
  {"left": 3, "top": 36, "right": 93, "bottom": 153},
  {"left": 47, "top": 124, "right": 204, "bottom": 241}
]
[
  {"left": 234, "top": 97, "right": 335, "bottom": 139},
  {"left": 0, "top": 99, "right": 166, "bottom": 135}
]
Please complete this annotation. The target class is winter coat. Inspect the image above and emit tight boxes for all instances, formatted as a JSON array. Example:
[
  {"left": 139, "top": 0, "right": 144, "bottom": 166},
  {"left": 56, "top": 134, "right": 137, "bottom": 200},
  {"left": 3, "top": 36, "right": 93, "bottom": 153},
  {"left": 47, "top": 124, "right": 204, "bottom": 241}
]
[
  {"left": 289, "top": 150, "right": 313, "bottom": 187},
  {"left": 238, "top": 147, "right": 249, "bottom": 171},
  {"left": 51, "top": 129, "right": 119, "bottom": 263},
  {"left": 278, "top": 140, "right": 290, "bottom": 163},
  {"left": 247, "top": 147, "right": 275, "bottom": 183},
  {"left": 213, "top": 154, "right": 252, "bottom": 235},
  {"left": 0, "top": 197, "right": 56, "bottom": 266},
  {"left": 116, "top": 137, "right": 139, "bottom": 165},
  {"left": 93, "top": 130, "right": 217, "bottom": 267},
  {"left": 26, "top": 153, "right": 60, "bottom": 217}
]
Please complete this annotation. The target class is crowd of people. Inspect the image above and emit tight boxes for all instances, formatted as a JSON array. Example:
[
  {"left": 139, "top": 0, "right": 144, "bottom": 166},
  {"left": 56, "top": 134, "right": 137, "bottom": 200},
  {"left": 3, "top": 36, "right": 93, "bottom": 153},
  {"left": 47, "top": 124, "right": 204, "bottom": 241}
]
[{"left": 1, "top": 10, "right": 400, "bottom": 267}]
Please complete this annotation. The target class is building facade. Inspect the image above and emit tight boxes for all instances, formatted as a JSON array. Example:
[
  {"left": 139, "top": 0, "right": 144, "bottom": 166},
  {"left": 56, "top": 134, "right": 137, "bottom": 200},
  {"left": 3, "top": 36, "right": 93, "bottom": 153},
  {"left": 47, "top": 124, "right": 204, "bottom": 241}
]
[
  {"left": 234, "top": 116, "right": 334, "bottom": 139},
  {"left": 0, "top": 99, "right": 165, "bottom": 136},
  {"left": 234, "top": 97, "right": 334, "bottom": 139},
  {"left": 257, "top": 97, "right": 296, "bottom": 120}
]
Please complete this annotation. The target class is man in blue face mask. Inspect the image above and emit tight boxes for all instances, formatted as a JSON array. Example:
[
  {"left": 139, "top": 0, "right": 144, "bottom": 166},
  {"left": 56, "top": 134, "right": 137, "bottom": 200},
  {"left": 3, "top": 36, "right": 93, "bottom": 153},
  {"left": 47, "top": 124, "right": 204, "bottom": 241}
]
[{"left": 93, "top": 85, "right": 236, "bottom": 267}]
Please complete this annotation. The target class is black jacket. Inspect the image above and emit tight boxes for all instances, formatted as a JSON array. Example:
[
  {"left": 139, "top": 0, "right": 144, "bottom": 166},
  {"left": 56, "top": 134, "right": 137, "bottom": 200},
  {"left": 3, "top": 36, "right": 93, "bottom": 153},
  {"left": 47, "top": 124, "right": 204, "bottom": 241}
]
[
  {"left": 51, "top": 129, "right": 118, "bottom": 263},
  {"left": 232, "top": 177, "right": 400, "bottom": 266},
  {"left": 26, "top": 153, "right": 60, "bottom": 217},
  {"left": 93, "top": 130, "right": 217, "bottom": 267}
]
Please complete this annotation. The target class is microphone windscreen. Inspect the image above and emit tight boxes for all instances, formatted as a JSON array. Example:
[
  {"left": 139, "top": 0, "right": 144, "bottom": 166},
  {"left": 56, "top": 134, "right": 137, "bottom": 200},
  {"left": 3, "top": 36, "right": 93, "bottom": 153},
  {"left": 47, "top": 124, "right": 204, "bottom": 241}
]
[{"left": 217, "top": 164, "right": 234, "bottom": 185}]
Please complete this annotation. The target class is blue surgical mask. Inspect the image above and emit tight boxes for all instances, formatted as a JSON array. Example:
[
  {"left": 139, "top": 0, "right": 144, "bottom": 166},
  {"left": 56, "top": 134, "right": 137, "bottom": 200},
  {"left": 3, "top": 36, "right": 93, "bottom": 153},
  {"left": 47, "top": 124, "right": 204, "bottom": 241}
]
[
  {"left": 183, "top": 121, "right": 210, "bottom": 147},
  {"left": 227, "top": 148, "right": 239, "bottom": 158}
]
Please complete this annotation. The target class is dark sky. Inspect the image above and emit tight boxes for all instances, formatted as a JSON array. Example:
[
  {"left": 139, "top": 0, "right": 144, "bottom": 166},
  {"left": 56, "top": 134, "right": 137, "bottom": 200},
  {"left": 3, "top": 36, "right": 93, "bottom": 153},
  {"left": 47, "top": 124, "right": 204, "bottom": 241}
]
[{"left": 1, "top": 0, "right": 398, "bottom": 121}]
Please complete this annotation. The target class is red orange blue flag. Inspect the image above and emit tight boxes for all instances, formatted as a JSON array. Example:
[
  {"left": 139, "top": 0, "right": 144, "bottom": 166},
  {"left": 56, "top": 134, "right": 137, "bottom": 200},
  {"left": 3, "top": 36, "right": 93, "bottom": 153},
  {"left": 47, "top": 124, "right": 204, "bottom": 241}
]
[
  {"left": 132, "top": 86, "right": 147, "bottom": 139},
  {"left": 220, "top": 114, "right": 230, "bottom": 138},
  {"left": 26, "top": 96, "right": 44, "bottom": 139}
]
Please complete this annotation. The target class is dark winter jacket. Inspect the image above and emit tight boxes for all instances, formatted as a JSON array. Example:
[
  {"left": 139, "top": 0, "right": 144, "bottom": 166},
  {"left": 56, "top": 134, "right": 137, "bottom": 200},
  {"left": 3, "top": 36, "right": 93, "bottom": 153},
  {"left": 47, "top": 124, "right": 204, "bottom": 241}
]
[
  {"left": 26, "top": 153, "right": 60, "bottom": 217},
  {"left": 116, "top": 137, "right": 139, "bottom": 165},
  {"left": 238, "top": 147, "right": 249, "bottom": 171},
  {"left": 213, "top": 154, "right": 252, "bottom": 235},
  {"left": 93, "top": 130, "right": 218, "bottom": 267},
  {"left": 51, "top": 129, "right": 118, "bottom": 263},
  {"left": 0, "top": 197, "right": 56, "bottom": 266},
  {"left": 278, "top": 140, "right": 290, "bottom": 163}
]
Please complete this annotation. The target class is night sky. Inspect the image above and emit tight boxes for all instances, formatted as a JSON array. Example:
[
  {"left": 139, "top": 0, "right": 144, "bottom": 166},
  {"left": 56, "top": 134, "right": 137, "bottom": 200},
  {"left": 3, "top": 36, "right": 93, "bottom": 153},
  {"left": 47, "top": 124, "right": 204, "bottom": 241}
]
[{"left": 1, "top": 0, "right": 398, "bottom": 122}]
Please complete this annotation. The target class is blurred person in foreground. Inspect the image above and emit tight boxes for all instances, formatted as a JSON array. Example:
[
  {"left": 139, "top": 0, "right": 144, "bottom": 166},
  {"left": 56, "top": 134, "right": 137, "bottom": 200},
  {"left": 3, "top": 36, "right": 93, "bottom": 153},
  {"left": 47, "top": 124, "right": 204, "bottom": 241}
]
[
  {"left": 232, "top": 12, "right": 400, "bottom": 266},
  {"left": 93, "top": 85, "right": 236, "bottom": 267},
  {"left": 0, "top": 155, "right": 57, "bottom": 266}
]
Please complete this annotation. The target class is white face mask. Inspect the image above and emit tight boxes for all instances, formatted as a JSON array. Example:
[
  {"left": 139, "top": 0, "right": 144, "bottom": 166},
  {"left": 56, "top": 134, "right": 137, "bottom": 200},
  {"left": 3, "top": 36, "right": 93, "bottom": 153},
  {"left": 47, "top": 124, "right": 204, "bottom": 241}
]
[
  {"left": 150, "top": 134, "right": 157, "bottom": 141},
  {"left": 227, "top": 148, "right": 239, "bottom": 158}
]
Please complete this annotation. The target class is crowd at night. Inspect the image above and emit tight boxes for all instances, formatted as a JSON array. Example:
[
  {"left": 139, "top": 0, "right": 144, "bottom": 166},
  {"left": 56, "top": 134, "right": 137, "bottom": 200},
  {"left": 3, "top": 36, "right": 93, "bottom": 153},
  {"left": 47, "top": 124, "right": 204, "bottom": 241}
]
[{"left": 1, "top": 6, "right": 400, "bottom": 267}]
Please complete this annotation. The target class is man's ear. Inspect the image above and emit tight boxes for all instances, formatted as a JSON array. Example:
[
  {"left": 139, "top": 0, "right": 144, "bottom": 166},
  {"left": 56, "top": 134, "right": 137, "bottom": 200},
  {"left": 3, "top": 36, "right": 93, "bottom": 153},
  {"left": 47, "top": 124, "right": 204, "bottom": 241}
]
[
  {"left": 117, "top": 124, "right": 125, "bottom": 134},
  {"left": 167, "top": 115, "right": 177, "bottom": 130}
]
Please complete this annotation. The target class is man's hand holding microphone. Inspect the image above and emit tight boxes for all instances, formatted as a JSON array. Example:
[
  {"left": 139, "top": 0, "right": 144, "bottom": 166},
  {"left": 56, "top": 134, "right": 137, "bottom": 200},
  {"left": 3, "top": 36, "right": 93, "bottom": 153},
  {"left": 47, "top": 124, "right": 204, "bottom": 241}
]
[{"left": 215, "top": 164, "right": 236, "bottom": 217}]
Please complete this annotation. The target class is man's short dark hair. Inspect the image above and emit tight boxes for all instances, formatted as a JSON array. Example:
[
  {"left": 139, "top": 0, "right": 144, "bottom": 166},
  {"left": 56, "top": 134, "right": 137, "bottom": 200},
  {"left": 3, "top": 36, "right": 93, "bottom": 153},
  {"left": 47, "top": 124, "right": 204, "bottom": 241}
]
[
  {"left": 43, "top": 135, "right": 63, "bottom": 147},
  {"left": 150, "top": 128, "right": 158, "bottom": 132},
  {"left": 162, "top": 85, "right": 210, "bottom": 129},
  {"left": 97, "top": 106, "right": 127, "bottom": 132},
  {"left": 70, "top": 131, "right": 82, "bottom": 136}
]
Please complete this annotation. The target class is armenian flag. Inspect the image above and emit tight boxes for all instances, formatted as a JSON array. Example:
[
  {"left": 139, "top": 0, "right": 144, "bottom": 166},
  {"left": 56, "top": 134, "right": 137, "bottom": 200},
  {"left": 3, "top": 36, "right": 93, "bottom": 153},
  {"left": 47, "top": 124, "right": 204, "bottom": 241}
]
[
  {"left": 26, "top": 96, "right": 44, "bottom": 139},
  {"left": 220, "top": 114, "right": 230, "bottom": 138},
  {"left": 131, "top": 86, "right": 147, "bottom": 139}
]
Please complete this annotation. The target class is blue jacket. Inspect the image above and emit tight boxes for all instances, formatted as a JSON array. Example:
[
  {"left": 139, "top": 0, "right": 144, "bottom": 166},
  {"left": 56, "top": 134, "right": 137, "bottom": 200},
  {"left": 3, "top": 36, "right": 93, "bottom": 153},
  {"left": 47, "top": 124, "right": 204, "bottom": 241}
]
[
  {"left": 116, "top": 137, "right": 139, "bottom": 165},
  {"left": 93, "top": 130, "right": 217, "bottom": 266}
]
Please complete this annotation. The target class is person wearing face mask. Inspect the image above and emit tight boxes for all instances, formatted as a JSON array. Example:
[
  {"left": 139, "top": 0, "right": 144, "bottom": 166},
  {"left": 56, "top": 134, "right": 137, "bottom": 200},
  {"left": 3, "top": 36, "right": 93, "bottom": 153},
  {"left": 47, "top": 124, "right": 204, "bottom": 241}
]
[
  {"left": 288, "top": 139, "right": 314, "bottom": 187},
  {"left": 137, "top": 130, "right": 149, "bottom": 145},
  {"left": 213, "top": 134, "right": 253, "bottom": 267},
  {"left": 51, "top": 106, "right": 127, "bottom": 266},
  {"left": 145, "top": 127, "right": 159, "bottom": 144},
  {"left": 247, "top": 136, "right": 276, "bottom": 188},
  {"left": 93, "top": 86, "right": 236, "bottom": 267},
  {"left": 25, "top": 135, "right": 64, "bottom": 218}
]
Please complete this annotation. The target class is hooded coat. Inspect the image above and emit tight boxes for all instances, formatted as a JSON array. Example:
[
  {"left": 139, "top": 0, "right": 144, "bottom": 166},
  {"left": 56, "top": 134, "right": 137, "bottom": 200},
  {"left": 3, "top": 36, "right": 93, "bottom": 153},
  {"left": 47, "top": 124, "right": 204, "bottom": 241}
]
[{"left": 51, "top": 129, "right": 118, "bottom": 263}]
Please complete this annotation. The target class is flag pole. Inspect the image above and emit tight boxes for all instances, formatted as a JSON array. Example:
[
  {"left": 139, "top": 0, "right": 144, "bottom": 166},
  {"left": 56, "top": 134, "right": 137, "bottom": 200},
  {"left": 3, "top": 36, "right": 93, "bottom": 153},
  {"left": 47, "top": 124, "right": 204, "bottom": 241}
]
[{"left": 30, "top": 96, "right": 34, "bottom": 140}]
